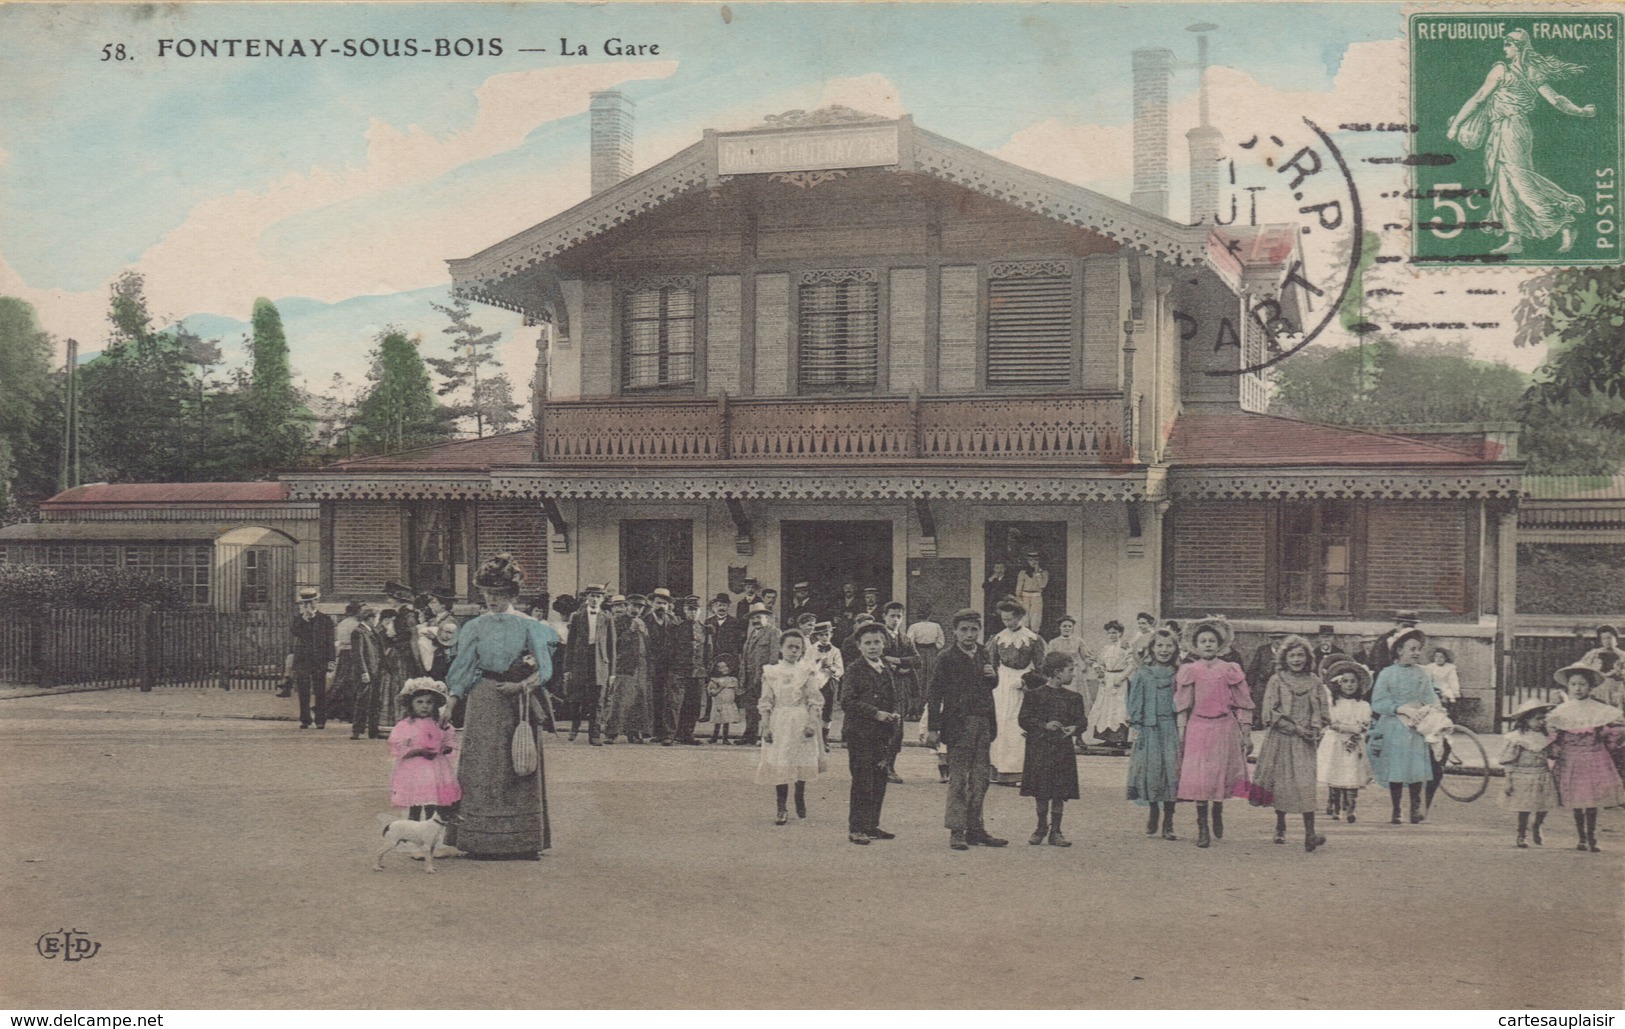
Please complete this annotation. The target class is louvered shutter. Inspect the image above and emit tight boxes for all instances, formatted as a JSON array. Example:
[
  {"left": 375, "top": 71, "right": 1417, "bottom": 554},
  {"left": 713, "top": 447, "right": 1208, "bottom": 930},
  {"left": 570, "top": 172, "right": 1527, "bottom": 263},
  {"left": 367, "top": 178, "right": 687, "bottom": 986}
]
[
  {"left": 987, "top": 270, "right": 1073, "bottom": 388},
  {"left": 798, "top": 278, "right": 878, "bottom": 390}
]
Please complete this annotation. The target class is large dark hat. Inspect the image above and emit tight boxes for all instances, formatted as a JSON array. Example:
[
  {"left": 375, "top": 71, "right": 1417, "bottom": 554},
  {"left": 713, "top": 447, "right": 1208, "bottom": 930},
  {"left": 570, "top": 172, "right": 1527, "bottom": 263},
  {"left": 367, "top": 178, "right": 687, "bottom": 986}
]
[
  {"left": 712, "top": 593, "right": 732, "bottom": 606},
  {"left": 383, "top": 579, "right": 416, "bottom": 603},
  {"left": 431, "top": 587, "right": 458, "bottom": 605},
  {"left": 474, "top": 554, "right": 525, "bottom": 596}
]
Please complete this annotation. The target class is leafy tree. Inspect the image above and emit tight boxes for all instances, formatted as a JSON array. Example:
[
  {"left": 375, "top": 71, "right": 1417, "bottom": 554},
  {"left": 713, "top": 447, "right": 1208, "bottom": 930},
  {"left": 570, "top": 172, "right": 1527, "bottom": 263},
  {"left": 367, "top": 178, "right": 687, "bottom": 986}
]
[
  {"left": 426, "top": 296, "right": 519, "bottom": 437},
  {"left": 1269, "top": 339, "right": 1526, "bottom": 426},
  {"left": 353, "top": 329, "right": 449, "bottom": 452},
  {"left": 79, "top": 272, "right": 197, "bottom": 481},
  {"left": 0, "top": 297, "right": 55, "bottom": 514},
  {"left": 242, "top": 298, "right": 312, "bottom": 475},
  {"left": 1515, "top": 267, "right": 1625, "bottom": 433}
]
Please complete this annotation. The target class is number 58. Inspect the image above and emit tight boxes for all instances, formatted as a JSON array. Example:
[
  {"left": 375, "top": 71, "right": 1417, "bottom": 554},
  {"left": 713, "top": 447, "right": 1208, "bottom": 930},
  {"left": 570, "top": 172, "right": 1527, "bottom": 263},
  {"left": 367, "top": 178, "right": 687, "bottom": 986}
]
[{"left": 101, "top": 43, "right": 128, "bottom": 61}]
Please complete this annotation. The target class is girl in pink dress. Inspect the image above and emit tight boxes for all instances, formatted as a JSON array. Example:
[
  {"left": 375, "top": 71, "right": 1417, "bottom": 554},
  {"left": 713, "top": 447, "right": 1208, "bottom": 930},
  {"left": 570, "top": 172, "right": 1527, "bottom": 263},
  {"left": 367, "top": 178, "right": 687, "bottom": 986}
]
[
  {"left": 1175, "top": 616, "right": 1254, "bottom": 849},
  {"left": 1547, "top": 664, "right": 1625, "bottom": 853},
  {"left": 388, "top": 678, "right": 462, "bottom": 818}
]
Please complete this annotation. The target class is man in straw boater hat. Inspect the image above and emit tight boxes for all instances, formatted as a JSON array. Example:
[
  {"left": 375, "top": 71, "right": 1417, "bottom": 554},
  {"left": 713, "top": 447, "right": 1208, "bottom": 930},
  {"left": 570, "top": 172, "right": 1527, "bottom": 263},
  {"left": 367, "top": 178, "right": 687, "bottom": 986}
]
[
  {"left": 644, "top": 587, "right": 680, "bottom": 744},
  {"left": 786, "top": 580, "right": 817, "bottom": 628},
  {"left": 287, "top": 586, "right": 336, "bottom": 729},
  {"left": 926, "top": 608, "right": 1010, "bottom": 851},
  {"left": 563, "top": 583, "right": 616, "bottom": 745}
]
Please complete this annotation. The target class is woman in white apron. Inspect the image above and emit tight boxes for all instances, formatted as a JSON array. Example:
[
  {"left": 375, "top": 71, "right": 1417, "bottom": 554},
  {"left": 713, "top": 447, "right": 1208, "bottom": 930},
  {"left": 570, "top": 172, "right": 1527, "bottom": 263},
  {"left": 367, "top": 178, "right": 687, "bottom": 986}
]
[{"left": 988, "top": 598, "right": 1046, "bottom": 785}]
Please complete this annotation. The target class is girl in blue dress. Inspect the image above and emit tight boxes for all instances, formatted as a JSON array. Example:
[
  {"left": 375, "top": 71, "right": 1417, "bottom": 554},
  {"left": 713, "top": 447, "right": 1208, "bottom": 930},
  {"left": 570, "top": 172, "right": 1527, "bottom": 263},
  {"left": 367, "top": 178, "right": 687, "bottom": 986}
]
[
  {"left": 1368, "top": 627, "right": 1441, "bottom": 826},
  {"left": 1125, "top": 627, "right": 1181, "bottom": 840}
]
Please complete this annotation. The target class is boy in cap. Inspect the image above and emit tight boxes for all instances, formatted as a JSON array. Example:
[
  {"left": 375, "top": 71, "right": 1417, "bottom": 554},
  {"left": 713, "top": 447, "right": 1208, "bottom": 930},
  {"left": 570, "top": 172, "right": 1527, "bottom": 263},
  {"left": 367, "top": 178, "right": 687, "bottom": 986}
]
[
  {"left": 926, "top": 609, "right": 1009, "bottom": 850},
  {"left": 843, "top": 622, "right": 903, "bottom": 844}
]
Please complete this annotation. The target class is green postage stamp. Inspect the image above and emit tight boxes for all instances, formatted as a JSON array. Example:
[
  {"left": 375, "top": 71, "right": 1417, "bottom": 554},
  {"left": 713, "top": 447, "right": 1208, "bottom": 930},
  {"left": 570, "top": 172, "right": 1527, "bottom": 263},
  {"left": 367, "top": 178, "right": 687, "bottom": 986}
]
[{"left": 1412, "top": 11, "right": 1623, "bottom": 265}]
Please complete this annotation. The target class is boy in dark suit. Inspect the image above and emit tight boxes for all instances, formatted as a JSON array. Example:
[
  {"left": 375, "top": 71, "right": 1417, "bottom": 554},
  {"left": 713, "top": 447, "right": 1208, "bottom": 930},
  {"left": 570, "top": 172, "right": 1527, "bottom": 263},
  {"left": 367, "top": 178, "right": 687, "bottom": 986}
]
[
  {"left": 926, "top": 609, "right": 1009, "bottom": 850},
  {"left": 842, "top": 623, "right": 902, "bottom": 845}
]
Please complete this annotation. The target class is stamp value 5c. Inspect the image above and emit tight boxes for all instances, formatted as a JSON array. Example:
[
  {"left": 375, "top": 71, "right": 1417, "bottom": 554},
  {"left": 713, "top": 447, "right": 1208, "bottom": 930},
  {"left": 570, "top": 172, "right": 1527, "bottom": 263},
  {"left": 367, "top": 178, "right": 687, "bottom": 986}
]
[{"left": 1411, "top": 12, "right": 1623, "bottom": 266}]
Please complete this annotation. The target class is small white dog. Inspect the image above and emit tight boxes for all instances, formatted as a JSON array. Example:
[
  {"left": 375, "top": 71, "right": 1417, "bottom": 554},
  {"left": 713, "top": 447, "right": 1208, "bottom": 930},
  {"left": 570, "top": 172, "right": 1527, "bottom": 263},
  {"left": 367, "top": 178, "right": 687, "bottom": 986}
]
[{"left": 374, "top": 811, "right": 454, "bottom": 874}]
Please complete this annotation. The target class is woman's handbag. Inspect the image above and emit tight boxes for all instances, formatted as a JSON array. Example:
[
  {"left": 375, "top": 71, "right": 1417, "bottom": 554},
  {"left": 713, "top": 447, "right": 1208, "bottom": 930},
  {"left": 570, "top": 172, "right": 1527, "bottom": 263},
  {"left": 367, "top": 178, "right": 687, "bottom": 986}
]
[{"left": 512, "top": 692, "right": 539, "bottom": 776}]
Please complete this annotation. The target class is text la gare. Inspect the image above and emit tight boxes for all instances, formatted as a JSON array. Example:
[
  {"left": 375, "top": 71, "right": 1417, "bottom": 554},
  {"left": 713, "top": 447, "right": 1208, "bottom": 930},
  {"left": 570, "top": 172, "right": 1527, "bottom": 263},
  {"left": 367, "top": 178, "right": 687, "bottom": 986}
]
[{"left": 559, "top": 37, "right": 661, "bottom": 56}]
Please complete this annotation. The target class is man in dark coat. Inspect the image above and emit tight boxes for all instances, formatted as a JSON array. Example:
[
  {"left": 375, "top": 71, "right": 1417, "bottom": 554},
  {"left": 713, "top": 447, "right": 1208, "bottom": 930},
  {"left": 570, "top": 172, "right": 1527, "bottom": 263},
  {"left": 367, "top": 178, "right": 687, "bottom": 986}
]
[
  {"left": 705, "top": 593, "right": 746, "bottom": 670},
  {"left": 785, "top": 581, "right": 817, "bottom": 628},
  {"left": 668, "top": 595, "right": 709, "bottom": 745},
  {"left": 288, "top": 587, "right": 336, "bottom": 729},
  {"left": 926, "top": 609, "right": 1009, "bottom": 850},
  {"left": 1312, "top": 624, "right": 1353, "bottom": 679},
  {"left": 644, "top": 588, "right": 680, "bottom": 742},
  {"left": 348, "top": 607, "right": 387, "bottom": 740},
  {"left": 734, "top": 579, "right": 763, "bottom": 622},
  {"left": 737, "top": 603, "right": 780, "bottom": 746},
  {"left": 564, "top": 584, "right": 616, "bottom": 745},
  {"left": 842, "top": 622, "right": 902, "bottom": 845}
]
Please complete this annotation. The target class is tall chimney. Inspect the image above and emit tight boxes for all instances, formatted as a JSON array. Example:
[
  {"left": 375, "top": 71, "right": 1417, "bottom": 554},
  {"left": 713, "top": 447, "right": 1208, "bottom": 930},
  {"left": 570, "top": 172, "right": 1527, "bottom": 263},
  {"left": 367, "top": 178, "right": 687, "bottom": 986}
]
[
  {"left": 1130, "top": 48, "right": 1174, "bottom": 218},
  {"left": 589, "top": 91, "right": 634, "bottom": 194},
  {"left": 1185, "top": 23, "right": 1223, "bottom": 224}
]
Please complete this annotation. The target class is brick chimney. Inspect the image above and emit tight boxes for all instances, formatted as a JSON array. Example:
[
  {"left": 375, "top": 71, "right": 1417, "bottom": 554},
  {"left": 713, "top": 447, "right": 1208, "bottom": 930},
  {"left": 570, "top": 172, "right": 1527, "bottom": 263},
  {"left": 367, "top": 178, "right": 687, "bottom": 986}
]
[
  {"left": 1186, "top": 24, "right": 1223, "bottom": 224},
  {"left": 1130, "top": 49, "right": 1173, "bottom": 218},
  {"left": 589, "top": 91, "right": 634, "bottom": 194}
]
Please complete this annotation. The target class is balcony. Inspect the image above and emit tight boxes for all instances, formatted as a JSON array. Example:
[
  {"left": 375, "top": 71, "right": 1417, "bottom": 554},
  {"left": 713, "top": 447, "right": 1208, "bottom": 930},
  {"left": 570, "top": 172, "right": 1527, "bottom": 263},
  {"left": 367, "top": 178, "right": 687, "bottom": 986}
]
[{"left": 539, "top": 392, "right": 1130, "bottom": 465}]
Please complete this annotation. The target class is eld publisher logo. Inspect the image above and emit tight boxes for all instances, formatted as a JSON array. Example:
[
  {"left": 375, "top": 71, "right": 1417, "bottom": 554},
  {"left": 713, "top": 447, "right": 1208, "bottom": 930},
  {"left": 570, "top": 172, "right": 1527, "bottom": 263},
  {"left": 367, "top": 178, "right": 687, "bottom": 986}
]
[{"left": 35, "top": 929, "right": 100, "bottom": 961}]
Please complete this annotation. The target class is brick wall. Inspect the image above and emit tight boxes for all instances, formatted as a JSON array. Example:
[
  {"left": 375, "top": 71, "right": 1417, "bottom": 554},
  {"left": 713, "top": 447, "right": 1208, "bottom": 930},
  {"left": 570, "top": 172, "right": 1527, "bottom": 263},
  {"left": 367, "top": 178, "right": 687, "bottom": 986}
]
[
  {"left": 331, "top": 501, "right": 404, "bottom": 597},
  {"left": 474, "top": 501, "right": 549, "bottom": 591},
  {"left": 1365, "top": 501, "right": 1467, "bottom": 614},
  {"left": 1168, "top": 501, "right": 1269, "bottom": 611}
]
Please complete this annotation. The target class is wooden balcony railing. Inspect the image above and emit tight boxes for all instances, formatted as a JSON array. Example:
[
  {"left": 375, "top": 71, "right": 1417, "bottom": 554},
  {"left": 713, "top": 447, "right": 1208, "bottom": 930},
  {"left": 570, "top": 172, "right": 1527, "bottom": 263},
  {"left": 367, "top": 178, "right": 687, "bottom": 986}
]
[{"left": 540, "top": 392, "right": 1129, "bottom": 464}]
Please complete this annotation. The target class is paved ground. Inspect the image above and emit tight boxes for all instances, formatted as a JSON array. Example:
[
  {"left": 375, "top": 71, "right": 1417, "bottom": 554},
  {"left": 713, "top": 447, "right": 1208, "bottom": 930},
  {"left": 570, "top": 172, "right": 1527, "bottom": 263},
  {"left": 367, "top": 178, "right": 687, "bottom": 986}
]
[{"left": 3, "top": 686, "right": 1621, "bottom": 1010}]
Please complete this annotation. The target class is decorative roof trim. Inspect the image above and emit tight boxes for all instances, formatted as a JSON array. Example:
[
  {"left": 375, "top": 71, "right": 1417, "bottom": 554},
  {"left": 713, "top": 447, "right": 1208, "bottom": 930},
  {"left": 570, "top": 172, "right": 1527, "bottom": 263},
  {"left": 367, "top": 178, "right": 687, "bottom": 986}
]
[
  {"left": 446, "top": 119, "right": 1214, "bottom": 316},
  {"left": 282, "top": 473, "right": 493, "bottom": 502},
  {"left": 492, "top": 470, "right": 1148, "bottom": 502},
  {"left": 1167, "top": 468, "right": 1523, "bottom": 500}
]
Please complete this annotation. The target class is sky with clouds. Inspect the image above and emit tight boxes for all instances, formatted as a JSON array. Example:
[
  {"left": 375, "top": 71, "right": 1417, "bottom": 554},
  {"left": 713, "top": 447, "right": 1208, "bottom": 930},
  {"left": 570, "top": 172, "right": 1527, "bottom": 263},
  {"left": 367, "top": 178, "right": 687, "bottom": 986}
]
[{"left": 0, "top": 1, "right": 1564, "bottom": 397}]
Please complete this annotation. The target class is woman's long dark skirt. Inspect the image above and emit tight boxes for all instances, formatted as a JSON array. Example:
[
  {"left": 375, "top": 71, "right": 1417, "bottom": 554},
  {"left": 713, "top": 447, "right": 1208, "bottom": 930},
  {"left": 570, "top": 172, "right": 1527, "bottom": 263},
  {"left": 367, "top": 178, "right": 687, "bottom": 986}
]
[{"left": 446, "top": 680, "right": 551, "bottom": 856}]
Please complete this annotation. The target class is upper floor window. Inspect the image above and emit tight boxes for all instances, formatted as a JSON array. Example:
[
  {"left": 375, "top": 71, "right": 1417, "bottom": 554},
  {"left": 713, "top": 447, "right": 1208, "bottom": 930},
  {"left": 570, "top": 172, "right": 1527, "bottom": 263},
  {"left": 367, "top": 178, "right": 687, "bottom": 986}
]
[
  {"left": 987, "top": 261, "right": 1074, "bottom": 389},
  {"left": 798, "top": 269, "right": 878, "bottom": 392},
  {"left": 1280, "top": 502, "right": 1352, "bottom": 615},
  {"left": 621, "top": 284, "right": 696, "bottom": 391}
]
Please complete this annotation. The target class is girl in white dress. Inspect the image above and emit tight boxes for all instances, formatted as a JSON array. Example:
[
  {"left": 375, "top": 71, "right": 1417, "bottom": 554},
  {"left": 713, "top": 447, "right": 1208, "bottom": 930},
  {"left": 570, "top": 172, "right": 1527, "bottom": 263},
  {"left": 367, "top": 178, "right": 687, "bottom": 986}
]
[
  {"left": 1088, "top": 620, "right": 1133, "bottom": 747},
  {"left": 757, "top": 631, "right": 826, "bottom": 824},
  {"left": 1316, "top": 660, "right": 1373, "bottom": 823},
  {"left": 988, "top": 599, "right": 1046, "bottom": 785}
]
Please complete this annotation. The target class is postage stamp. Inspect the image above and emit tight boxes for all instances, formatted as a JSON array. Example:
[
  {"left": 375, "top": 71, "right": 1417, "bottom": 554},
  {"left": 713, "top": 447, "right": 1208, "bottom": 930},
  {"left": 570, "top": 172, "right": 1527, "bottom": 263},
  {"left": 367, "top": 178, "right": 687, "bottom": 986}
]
[{"left": 1411, "top": 11, "right": 1624, "bottom": 265}]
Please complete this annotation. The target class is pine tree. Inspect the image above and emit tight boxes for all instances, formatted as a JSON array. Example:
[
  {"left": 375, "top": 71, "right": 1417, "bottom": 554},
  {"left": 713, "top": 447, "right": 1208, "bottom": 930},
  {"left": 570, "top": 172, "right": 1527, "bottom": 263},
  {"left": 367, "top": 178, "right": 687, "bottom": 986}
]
[
  {"left": 80, "top": 272, "right": 195, "bottom": 481},
  {"left": 353, "top": 329, "right": 448, "bottom": 453},
  {"left": 243, "top": 298, "right": 311, "bottom": 475},
  {"left": 426, "top": 296, "right": 519, "bottom": 437}
]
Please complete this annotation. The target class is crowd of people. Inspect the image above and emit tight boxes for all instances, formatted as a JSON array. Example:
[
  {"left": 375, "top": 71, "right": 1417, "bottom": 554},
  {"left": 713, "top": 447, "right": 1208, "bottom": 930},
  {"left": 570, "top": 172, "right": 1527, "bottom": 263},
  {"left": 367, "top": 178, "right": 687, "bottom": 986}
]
[{"left": 283, "top": 566, "right": 1625, "bottom": 862}]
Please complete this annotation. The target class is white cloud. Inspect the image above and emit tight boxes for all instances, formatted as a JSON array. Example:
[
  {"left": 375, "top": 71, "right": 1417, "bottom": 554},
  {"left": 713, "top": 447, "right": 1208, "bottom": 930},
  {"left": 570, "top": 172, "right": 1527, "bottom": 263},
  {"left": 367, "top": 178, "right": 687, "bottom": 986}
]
[{"left": 131, "top": 61, "right": 677, "bottom": 319}]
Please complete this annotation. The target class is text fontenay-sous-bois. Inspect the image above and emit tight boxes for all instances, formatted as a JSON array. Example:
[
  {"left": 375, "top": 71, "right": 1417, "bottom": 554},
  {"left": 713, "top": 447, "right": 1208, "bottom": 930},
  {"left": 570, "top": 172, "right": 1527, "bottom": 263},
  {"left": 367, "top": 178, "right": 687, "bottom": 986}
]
[{"left": 116, "top": 37, "right": 664, "bottom": 61}]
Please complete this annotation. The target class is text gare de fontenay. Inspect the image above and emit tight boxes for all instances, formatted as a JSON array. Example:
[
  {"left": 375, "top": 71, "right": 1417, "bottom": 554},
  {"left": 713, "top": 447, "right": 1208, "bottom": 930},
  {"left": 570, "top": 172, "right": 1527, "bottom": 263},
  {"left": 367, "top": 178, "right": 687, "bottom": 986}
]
[{"left": 154, "top": 37, "right": 663, "bottom": 58}]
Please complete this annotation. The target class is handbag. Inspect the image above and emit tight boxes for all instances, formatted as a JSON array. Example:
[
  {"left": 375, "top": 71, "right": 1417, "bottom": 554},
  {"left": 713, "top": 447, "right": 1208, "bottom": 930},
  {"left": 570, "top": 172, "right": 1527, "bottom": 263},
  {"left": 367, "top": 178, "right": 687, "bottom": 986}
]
[{"left": 512, "top": 692, "right": 538, "bottom": 776}]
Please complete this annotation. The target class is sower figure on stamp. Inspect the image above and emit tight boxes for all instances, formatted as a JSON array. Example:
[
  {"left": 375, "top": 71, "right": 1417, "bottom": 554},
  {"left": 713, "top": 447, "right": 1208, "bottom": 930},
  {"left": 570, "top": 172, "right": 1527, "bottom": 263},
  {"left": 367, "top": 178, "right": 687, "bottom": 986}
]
[
  {"left": 289, "top": 587, "right": 336, "bottom": 729},
  {"left": 843, "top": 622, "right": 903, "bottom": 845},
  {"left": 926, "top": 609, "right": 1010, "bottom": 851},
  {"left": 564, "top": 584, "right": 616, "bottom": 745}
]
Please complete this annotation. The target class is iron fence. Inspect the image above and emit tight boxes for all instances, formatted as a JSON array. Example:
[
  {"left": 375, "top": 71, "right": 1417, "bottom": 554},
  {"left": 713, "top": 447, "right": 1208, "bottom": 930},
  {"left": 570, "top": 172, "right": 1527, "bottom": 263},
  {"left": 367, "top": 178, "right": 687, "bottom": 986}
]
[{"left": 0, "top": 606, "right": 287, "bottom": 690}]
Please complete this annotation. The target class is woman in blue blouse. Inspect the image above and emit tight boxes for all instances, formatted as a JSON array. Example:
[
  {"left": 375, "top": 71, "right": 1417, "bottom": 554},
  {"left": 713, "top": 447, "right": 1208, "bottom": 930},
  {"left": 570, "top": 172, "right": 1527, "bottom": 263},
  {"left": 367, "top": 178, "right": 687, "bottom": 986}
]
[{"left": 445, "top": 554, "right": 561, "bottom": 860}]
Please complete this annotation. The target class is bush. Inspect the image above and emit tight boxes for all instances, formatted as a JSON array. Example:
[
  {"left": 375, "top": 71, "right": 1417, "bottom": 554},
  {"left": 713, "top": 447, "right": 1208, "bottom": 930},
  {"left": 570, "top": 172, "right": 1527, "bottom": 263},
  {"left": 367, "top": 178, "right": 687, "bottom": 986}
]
[
  {"left": 1517, "top": 544, "right": 1625, "bottom": 615},
  {"left": 0, "top": 565, "right": 186, "bottom": 611}
]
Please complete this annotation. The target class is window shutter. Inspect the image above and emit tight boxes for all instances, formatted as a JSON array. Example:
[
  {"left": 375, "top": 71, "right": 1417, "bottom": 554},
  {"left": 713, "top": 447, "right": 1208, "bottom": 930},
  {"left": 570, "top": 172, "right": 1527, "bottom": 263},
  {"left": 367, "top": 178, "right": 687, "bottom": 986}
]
[
  {"left": 621, "top": 283, "right": 696, "bottom": 390},
  {"left": 798, "top": 273, "right": 878, "bottom": 390},
  {"left": 987, "top": 263, "right": 1073, "bottom": 388}
]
